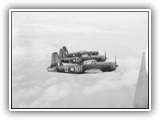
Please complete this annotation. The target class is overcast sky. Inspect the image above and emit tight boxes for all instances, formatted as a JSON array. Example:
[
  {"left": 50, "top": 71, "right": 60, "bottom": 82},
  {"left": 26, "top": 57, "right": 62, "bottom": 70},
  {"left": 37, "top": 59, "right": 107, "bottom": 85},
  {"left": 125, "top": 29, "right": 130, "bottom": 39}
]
[{"left": 12, "top": 11, "right": 148, "bottom": 108}]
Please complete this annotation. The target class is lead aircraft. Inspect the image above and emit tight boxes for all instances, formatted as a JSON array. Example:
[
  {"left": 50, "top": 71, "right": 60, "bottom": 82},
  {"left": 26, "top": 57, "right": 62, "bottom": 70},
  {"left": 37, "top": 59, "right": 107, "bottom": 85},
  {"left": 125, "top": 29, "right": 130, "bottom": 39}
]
[{"left": 47, "top": 52, "right": 118, "bottom": 74}]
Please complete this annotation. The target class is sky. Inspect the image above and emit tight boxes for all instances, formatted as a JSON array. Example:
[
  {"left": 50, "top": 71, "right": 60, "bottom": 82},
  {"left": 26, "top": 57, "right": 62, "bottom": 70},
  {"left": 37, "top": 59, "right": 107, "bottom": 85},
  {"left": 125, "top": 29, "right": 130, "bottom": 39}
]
[{"left": 11, "top": 11, "right": 148, "bottom": 108}]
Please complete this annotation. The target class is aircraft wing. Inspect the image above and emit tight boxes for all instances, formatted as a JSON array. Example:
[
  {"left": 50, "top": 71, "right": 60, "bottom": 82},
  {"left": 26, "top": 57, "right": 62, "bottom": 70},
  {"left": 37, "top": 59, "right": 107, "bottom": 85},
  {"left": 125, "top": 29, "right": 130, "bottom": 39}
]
[
  {"left": 133, "top": 51, "right": 148, "bottom": 108},
  {"left": 84, "top": 69, "right": 102, "bottom": 74}
]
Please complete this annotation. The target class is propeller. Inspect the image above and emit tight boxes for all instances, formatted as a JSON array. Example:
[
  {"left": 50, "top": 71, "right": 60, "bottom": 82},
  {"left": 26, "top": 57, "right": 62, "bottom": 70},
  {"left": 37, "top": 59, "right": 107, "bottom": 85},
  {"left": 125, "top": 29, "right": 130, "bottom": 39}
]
[
  {"left": 105, "top": 51, "right": 106, "bottom": 60},
  {"left": 97, "top": 50, "right": 99, "bottom": 55},
  {"left": 115, "top": 56, "right": 118, "bottom": 72},
  {"left": 102, "top": 51, "right": 107, "bottom": 61}
]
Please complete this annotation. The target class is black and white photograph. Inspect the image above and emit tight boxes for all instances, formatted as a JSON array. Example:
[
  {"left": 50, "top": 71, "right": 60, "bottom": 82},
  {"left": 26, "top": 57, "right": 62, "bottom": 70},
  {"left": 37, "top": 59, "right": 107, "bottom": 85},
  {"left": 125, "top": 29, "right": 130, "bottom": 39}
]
[{"left": 9, "top": 9, "right": 151, "bottom": 111}]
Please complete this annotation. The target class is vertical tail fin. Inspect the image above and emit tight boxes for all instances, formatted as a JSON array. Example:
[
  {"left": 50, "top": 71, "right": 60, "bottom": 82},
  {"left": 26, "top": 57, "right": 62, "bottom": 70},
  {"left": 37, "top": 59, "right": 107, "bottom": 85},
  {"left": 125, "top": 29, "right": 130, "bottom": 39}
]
[
  {"left": 51, "top": 53, "right": 57, "bottom": 67},
  {"left": 60, "top": 48, "right": 67, "bottom": 58},
  {"left": 54, "top": 52, "right": 63, "bottom": 66},
  {"left": 50, "top": 52, "right": 63, "bottom": 67},
  {"left": 47, "top": 53, "right": 59, "bottom": 72},
  {"left": 62, "top": 46, "right": 69, "bottom": 54},
  {"left": 59, "top": 48, "right": 63, "bottom": 59}
]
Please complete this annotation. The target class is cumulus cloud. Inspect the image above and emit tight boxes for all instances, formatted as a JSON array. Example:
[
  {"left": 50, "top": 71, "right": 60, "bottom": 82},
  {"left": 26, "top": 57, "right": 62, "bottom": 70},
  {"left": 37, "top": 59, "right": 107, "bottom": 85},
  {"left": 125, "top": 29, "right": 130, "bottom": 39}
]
[
  {"left": 28, "top": 80, "right": 40, "bottom": 85},
  {"left": 12, "top": 76, "right": 76, "bottom": 108},
  {"left": 43, "top": 83, "right": 71, "bottom": 101},
  {"left": 13, "top": 89, "right": 27, "bottom": 100},
  {"left": 27, "top": 81, "right": 73, "bottom": 108},
  {"left": 12, "top": 40, "right": 58, "bottom": 64},
  {"left": 82, "top": 73, "right": 119, "bottom": 95},
  {"left": 13, "top": 74, "right": 26, "bottom": 81},
  {"left": 44, "top": 77, "right": 58, "bottom": 86},
  {"left": 12, "top": 55, "right": 142, "bottom": 108},
  {"left": 13, "top": 85, "right": 43, "bottom": 107},
  {"left": 82, "top": 56, "right": 141, "bottom": 95},
  {"left": 12, "top": 83, "right": 17, "bottom": 87},
  {"left": 26, "top": 86, "right": 43, "bottom": 99}
]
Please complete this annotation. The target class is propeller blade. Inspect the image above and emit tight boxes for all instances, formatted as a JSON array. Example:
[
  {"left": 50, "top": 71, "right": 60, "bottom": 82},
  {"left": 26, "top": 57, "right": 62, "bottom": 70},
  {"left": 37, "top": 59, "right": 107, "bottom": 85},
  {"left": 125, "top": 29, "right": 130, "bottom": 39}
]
[
  {"left": 115, "top": 56, "right": 118, "bottom": 67},
  {"left": 115, "top": 56, "right": 118, "bottom": 72}
]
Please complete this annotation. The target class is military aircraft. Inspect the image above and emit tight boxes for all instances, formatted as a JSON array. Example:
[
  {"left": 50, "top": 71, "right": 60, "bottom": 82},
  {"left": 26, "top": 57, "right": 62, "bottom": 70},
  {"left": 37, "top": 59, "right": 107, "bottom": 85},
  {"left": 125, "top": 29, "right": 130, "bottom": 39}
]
[
  {"left": 61, "top": 46, "right": 99, "bottom": 58},
  {"left": 47, "top": 52, "right": 118, "bottom": 74},
  {"left": 59, "top": 48, "right": 107, "bottom": 64}
]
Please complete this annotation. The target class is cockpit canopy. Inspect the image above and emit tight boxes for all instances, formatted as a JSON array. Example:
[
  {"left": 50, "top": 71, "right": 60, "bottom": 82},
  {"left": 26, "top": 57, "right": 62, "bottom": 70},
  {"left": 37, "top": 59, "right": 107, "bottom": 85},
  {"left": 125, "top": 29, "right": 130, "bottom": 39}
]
[
  {"left": 83, "top": 59, "right": 96, "bottom": 65},
  {"left": 81, "top": 54, "right": 89, "bottom": 57},
  {"left": 79, "top": 51, "right": 87, "bottom": 54}
]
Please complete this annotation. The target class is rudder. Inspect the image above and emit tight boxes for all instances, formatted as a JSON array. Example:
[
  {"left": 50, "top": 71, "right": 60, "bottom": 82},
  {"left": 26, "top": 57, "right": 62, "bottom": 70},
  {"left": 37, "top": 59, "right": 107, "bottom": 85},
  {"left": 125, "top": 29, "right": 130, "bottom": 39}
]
[
  {"left": 61, "top": 48, "right": 67, "bottom": 58},
  {"left": 54, "top": 52, "right": 63, "bottom": 66},
  {"left": 59, "top": 48, "right": 64, "bottom": 59},
  {"left": 62, "top": 46, "right": 69, "bottom": 54},
  {"left": 51, "top": 53, "right": 57, "bottom": 67}
]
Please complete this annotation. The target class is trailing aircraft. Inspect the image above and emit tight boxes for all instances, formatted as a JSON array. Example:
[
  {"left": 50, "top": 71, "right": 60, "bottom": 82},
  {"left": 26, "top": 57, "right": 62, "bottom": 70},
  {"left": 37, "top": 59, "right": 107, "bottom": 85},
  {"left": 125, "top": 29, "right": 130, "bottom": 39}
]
[
  {"left": 61, "top": 46, "right": 99, "bottom": 58},
  {"left": 59, "top": 48, "right": 107, "bottom": 64},
  {"left": 47, "top": 52, "right": 118, "bottom": 74}
]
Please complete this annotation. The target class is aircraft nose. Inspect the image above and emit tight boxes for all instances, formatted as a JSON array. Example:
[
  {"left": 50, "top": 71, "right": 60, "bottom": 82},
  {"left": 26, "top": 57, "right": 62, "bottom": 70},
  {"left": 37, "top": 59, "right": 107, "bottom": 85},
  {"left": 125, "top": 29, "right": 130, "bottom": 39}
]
[
  {"left": 97, "top": 51, "right": 99, "bottom": 55},
  {"left": 102, "top": 56, "right": 107, "bottom": 61}
]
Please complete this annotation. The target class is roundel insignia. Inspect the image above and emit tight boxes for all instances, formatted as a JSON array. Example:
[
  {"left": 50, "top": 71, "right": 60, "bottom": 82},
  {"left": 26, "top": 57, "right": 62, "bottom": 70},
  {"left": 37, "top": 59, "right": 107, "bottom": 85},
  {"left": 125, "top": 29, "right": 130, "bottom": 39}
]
[{"left": 70, "top": 67, "right": 74, "bottom": 72}]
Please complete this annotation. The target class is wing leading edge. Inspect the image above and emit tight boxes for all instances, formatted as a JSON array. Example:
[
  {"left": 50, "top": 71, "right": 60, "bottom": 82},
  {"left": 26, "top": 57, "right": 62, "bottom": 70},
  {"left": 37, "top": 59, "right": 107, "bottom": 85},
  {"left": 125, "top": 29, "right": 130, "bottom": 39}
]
[{"left": 84, "top": 69, "right": 102, "bottom": 74}]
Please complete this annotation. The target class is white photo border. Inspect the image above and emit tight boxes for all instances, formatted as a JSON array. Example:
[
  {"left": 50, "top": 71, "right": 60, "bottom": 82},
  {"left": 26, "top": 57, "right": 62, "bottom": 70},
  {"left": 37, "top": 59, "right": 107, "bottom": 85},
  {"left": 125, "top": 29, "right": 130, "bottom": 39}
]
[{"left": 9, "top": 9, "right": 151, "bottom": 111}]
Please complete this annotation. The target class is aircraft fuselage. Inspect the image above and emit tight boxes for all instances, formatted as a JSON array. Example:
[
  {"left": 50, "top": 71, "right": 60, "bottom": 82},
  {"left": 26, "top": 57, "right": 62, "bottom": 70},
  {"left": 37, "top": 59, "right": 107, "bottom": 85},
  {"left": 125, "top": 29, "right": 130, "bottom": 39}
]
[
  {"left": 66, "top": 51, "right": 98, "bottom": 57},
  {"left": 61, "top": 55, "right": 106, "bottom": 64},
  {"left": 48, "top": 62, "right": 117, "bottom": 74}
]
